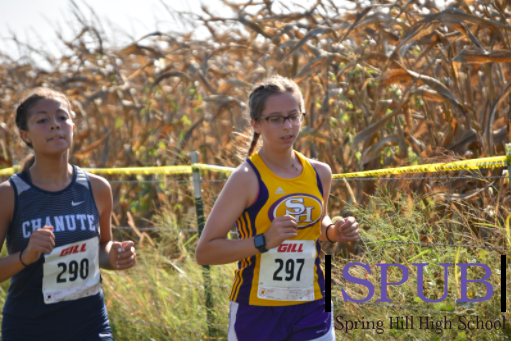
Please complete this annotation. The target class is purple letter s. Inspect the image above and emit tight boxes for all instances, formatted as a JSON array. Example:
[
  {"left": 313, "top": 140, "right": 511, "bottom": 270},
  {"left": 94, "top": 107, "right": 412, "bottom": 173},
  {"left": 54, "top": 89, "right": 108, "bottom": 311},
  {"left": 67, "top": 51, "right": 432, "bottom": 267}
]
[{"left": 341, "top": 263, "right": 375, "bottom": 303}]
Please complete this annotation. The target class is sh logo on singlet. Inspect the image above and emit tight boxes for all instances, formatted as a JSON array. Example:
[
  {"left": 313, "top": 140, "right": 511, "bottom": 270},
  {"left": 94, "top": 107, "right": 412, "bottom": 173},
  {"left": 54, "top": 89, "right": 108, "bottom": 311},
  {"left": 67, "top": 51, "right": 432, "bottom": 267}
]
[{"left": 268, "top": 194, "right": 323, "bottom": 229}]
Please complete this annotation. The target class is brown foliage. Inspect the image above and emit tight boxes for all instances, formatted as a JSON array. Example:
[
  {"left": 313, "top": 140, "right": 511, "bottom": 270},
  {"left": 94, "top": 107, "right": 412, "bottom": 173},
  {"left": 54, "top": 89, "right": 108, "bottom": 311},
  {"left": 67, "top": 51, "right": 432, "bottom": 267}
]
[{"left": 1, "top": 0, "right": 511, "bottom": 228}]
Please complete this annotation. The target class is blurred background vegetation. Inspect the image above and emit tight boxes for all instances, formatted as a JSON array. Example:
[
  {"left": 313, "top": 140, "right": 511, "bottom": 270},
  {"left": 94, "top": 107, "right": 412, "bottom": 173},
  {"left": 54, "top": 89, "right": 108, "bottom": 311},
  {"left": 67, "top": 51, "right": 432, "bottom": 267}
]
[
  {"left": 2, "top": 0, "right": 511, "bottom": 339},
  {"left": 1, "top": 0, "right": 511, "bottom": 227}
]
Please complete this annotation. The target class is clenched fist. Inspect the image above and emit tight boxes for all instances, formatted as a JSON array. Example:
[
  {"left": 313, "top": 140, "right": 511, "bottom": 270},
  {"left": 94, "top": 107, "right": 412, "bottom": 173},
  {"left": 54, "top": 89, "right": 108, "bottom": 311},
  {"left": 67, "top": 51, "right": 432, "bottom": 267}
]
[
  {"left": 108, "top": 240, "right": 136, "bottom": 270},
  {"left": 328, "top": 216, "right": 360, "bottom": 243},
  {"left": 21, "top": 226, "right": 55, "bottom": 265},
  {"left": 263, "top": 215, "right": 298, "bottom": 250}
]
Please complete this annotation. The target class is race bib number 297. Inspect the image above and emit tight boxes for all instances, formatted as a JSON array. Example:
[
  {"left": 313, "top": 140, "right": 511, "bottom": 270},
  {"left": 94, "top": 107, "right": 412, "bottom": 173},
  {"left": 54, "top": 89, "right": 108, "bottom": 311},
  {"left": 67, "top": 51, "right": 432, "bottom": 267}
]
[
  {"left": 42, "top": 237, "right": 101, "bottom": 304},
  {"left": 258, "top": 240, "right": 316, "bottom": 301}
]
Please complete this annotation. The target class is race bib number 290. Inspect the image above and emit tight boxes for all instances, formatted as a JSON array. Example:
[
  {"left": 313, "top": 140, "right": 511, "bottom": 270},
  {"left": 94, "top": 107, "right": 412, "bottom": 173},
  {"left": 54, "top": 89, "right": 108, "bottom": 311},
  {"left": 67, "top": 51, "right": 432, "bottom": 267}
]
[
  {"left": 42, "top": 237, "right": 101, "bottom": 304},
  {"left": 258, "top": 240, "right": 316, "bottom": 301}
]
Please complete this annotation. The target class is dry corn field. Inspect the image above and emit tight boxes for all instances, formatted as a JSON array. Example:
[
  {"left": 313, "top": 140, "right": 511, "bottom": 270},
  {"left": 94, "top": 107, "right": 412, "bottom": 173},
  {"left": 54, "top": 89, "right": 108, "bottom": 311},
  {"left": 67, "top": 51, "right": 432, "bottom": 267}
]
[
  {"left": 0, "top": 0, "right": 511, "bottom": 233},
  {"left": 3, "top": 1, "right": 511, "bottom": 339}
]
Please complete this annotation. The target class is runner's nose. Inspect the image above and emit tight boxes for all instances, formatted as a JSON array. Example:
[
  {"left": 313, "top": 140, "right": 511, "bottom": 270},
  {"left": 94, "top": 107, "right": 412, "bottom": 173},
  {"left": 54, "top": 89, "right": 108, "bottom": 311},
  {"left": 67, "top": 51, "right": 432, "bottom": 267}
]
[
  {"left": 50, "top": 118, "right": 61, "bottom": 130},
  {"left": 282, "top": 117, "right": 293, "bottom": 129}
]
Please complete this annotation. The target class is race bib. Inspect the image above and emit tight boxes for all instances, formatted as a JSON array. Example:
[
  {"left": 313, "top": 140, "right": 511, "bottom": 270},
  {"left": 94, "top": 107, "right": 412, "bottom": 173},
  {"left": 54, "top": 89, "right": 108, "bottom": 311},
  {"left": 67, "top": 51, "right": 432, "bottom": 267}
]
[
  {"left": 258, "top": 240, "right": 316, "bottom": 301},
  {"left": 42, "top": 237, "right": 101, "bottom": 304}
]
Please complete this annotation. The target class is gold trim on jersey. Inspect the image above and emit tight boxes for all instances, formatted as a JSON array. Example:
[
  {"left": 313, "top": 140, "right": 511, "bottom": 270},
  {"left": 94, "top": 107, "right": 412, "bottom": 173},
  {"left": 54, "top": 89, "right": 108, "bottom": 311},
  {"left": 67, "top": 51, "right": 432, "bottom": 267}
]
[{"left": 230, "top": 150, "right": 326, "bottom": 306}]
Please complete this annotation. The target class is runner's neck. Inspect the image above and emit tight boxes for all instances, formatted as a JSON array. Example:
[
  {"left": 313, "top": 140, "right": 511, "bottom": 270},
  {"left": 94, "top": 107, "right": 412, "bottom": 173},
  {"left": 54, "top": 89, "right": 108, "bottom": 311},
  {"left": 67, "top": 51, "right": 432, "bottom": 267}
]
[
  {"left": 29, "top": 154, "right": 73, "bottom": 191},
  {"left": 258, "top": 148, "right": 302, "bottom": 173}
]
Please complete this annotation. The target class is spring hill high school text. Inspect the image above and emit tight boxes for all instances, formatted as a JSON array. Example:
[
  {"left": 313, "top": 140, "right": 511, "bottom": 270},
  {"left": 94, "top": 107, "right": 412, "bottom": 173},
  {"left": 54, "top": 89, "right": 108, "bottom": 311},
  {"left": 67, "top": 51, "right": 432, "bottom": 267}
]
[{"left": 335, "top": 315, "right": 507, "bottom": 335}]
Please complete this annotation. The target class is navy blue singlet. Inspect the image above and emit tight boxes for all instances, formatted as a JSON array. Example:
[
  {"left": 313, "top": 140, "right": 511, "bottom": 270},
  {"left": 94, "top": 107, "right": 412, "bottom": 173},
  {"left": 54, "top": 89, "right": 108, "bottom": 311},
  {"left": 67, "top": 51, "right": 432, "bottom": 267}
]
[{"left": 1, "top": 165, "right": 113, "bottom": 341}]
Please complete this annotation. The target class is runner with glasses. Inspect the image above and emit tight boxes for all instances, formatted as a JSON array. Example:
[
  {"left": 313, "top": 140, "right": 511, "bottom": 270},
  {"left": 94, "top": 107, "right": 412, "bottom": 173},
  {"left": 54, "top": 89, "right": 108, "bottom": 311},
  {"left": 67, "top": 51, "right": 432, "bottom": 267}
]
[
  {"left": 0, "top": 88, "right": 136, "bottom": 340},
  {"left": 196, "top": 75, "right": 360, "bottom": 341},
  {"left": 259, "top": 113, "right": 305, "bottom": 127}
]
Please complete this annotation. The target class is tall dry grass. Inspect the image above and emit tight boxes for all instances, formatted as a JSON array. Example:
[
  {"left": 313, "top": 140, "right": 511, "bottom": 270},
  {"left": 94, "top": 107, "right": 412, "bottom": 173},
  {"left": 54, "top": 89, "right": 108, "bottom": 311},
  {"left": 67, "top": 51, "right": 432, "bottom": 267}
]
[
  {"left": 2, "top": 0, "right": 511, "bottom": 227},
  {"left": 2, "top": 3, "right": 511, "bottom": 337}
]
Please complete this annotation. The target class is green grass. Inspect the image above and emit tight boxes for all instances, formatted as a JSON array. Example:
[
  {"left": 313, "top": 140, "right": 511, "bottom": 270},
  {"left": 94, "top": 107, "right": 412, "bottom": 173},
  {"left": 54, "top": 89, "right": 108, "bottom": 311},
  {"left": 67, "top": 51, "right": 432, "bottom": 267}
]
[
  {"left": 101, "top": 207, "right": 236, "bottom": 340},
  {"left": 331, "top": 187, "right": 511, "bottom": 340},
  {"left": 1, "top": 188, "right": 511, "bottom": 340}
]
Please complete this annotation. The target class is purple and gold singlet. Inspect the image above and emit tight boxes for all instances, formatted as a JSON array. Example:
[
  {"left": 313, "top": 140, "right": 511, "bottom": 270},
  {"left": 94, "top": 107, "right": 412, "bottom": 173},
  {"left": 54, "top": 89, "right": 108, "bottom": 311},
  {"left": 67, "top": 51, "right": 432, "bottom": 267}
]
[{"left": 229, "top": 150, "right": 326, "bottom": 306}]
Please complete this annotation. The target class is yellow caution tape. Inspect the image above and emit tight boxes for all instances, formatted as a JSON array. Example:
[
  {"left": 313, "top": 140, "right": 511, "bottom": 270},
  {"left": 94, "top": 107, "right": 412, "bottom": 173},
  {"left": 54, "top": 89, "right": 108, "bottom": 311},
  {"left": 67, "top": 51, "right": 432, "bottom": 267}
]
[
  {"left": 84, "top": 165, "right": 192, "bottom": 175},
  {"left": 84, "top": 164, "right": 235, "bottom": 175},
  {"left": 192, "top": 164, "right": 235, "bottom": 173},
  {"left": 0, "top": 167, "right": 15, "bottom": 176},
  {"left": 0, "top": 156, "right": 507, "bottom": 178},
  {"left": 333, "top": 156, "right": 507, "bottom": 178},
  {"left": 506, "top": 144, "right": 511, "bottom": 168},
  {"left": 0, "top": 164, "right": 235, "bottom": 177}
]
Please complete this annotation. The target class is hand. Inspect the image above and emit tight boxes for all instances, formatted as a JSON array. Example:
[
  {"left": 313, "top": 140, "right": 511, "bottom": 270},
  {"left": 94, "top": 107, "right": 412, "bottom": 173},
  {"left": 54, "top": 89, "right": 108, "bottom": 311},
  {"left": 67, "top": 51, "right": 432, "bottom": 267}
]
[
  {"left": 22, "top": 226, "right": 55, "bottom": 265},
  {"left": 109, "top": 241, "right": 136, "bottom": 270},
  {"left": 263, "top": 215, "right": 298, "bottom": 250},
  {"left": 330, "top": 217, "right": 359, "bottom": 243}
]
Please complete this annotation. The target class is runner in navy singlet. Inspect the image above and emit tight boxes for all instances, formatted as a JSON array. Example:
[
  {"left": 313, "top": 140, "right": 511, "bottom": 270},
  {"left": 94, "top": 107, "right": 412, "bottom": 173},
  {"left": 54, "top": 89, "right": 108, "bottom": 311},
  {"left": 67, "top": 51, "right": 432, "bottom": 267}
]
[{"left": 0, "top": 88, "right": 136, "bottom": 340}]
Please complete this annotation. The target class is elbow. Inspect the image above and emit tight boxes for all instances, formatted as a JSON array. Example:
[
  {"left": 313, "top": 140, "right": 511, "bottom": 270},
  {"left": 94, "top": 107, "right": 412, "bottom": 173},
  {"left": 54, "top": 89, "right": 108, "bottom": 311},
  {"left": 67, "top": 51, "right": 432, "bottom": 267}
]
[{"left": 195, "top": 246, "right": 208, "bottom": 266}]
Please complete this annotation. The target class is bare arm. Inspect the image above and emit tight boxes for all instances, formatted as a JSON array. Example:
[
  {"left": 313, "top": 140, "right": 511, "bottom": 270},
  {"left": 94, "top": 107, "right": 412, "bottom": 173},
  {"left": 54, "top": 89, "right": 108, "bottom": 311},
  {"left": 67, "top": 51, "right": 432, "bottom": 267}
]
[
  {"left": 0, "top": 181, "right": 24, "bottom": 283},
  {"left": 89, "top": 174, "right": 135, "bottom": 270},
  {"left": 195, "top": 163, "right": 260, "bottom": 265},
  {"left": 195, "top": 162, "right": 298, "bottom": 265},
  {"left": 0, "top": 181, "right": 55, "bottom": 283}
]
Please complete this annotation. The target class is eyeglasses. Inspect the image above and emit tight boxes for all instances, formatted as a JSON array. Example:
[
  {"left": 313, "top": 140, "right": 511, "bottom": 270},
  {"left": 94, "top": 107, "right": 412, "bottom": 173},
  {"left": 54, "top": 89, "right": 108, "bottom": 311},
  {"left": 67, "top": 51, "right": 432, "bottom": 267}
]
[{"left": 259, "top": 113, "right": 305, "bottom": 128}]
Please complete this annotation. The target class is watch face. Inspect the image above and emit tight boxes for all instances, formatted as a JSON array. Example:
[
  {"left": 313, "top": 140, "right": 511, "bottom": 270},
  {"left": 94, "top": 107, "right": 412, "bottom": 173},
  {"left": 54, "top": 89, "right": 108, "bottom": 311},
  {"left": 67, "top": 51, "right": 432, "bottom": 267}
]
[
  {"left": 255, "top": 235, "right": 264, "bottom": 247},
  {"left": 254, "top": 235, "right": 266, "bottom": 252}
]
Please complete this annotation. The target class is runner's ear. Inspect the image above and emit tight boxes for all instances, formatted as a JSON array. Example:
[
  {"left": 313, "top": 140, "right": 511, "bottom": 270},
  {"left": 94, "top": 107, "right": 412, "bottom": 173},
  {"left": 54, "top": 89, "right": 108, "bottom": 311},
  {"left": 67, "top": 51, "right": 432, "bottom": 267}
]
[{"left": 250, "top": 118, "right": 261, "bottom": 134}]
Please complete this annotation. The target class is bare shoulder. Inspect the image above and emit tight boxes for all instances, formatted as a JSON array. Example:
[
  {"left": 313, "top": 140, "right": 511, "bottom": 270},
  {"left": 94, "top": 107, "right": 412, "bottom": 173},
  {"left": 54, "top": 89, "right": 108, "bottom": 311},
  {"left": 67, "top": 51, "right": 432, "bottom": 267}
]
[
  {"left": 87, "top": 173, "right": 112, "bottom": 195},
  {"left": 227, "top": 160, "right": 258, "bottom": 186},
  {"left": 0, "top": 180, "right": 14, "bottom": 201},
  {"left": 222, "top": 160, "right": 258, "bottom": 208},
  {"left": 0, "top": 180, "right": 15, "bottom": 224},
  {"left": 309, "top": 159, "right": 332, "bottom": 180},
  {"left": 231, "top": 160, "right": 257, "bottom": 181},
  {"left": 86, "top": 173, "right": 112, "bottom": 216},
  {"left": 0, "top": 179, "right": 14, "bottom": 193}
]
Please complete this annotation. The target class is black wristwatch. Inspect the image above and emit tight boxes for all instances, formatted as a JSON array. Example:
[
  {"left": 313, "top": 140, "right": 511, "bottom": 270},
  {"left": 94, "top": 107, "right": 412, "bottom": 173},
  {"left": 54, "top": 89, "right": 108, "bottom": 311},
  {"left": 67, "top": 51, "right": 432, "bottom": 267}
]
[{"left": 254, "top": 234, "right": 268, "bottom": 253}]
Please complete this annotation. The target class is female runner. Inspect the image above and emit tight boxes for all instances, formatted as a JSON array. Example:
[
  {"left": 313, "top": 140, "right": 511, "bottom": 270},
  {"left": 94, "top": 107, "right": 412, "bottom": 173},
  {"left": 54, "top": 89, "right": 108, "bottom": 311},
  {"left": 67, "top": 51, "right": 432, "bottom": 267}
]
[
  {"left": 0, "top": 88, "right": 136, "bottom": 340},
  {"left": 196, "top": 75, "right": 360, "bottom": 341}
]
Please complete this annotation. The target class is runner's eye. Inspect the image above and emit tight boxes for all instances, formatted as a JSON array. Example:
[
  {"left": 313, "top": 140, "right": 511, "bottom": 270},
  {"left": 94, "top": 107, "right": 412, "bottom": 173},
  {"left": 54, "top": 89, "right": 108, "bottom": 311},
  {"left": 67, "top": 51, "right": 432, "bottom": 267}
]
[
  {"left": 289, "top": 114, "right": 300, "bottom": 122},
  {"left": 268, "top": 117, "right": 283, "bottom": 124}
]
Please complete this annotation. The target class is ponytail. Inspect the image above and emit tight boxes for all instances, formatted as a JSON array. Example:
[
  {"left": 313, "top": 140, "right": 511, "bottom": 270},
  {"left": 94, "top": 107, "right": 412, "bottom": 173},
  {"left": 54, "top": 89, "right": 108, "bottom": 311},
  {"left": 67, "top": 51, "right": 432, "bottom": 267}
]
[{"left": 247, "top": 132, "right": 260, "bottom": 156}]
